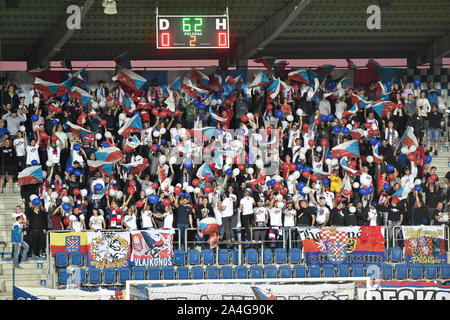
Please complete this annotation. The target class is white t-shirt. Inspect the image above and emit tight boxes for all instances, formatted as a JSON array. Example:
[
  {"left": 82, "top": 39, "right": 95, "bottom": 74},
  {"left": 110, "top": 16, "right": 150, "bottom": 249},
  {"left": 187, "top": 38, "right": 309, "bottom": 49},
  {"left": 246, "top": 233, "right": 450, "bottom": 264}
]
[
  {"left": 163, "top": 211, "right": 174, "bottom": 228},
  {"left": 240, "top": 197, "right": 255, "bottom": 216},
  {"left": 13, "top": 138, "right": 25, "bottom": 157},
  {"left": 71, "top": 149, "right": 84, "bottom": 167},
  {"left": 315, "top": 206, "right": 330, "bottom": 225},
  {"left": 368, "top": 208, "right": 378, "bottom": 226},
  {"left": 89, "top": 215, "right": 104, "bottom": 231},
  {"left": 69, "top": 214, "right": 85, "bottom": 232},
  {"left": 25, "top": 145, "right": 40, "bottom": 165},
  {"left": 253, "top": 207, "right": 268, "bottom": 223},
  {"left": 220, "top": 198, "right": 234, "bottom": 218},
  {"left": 47, "top": 146, "right": 60, "bottom": 164},
  {"left": 322, "top": 191, "right": 335, "bottom": 209},
  {"left": 124, "top": 214, "right": 138, "bottom": 230},
  {"left": 283, "top": 209, "right": 296, "bottom": 227},
  {"left": 141, "top": 210, "right": 154, "bottom": 229},
  {"left": 269, "top": 207, "right": 283, "bottom": 227},
  {"left": 360, "top": 173, "right": 373, "bottom": 188}
]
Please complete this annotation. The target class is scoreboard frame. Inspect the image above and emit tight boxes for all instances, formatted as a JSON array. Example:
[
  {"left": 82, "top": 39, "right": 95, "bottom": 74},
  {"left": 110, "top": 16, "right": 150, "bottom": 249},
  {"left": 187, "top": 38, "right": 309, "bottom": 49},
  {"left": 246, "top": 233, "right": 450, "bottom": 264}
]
[{"left": 156, "top": 13, "right": 230, "bottom": 49}]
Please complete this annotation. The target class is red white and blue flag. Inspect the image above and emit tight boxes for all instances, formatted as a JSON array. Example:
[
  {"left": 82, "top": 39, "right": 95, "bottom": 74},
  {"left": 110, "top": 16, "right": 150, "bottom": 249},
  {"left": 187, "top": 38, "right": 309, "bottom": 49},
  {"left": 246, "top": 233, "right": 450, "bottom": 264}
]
[
  {"left": 33, "top": 78, "right": 59, "bottom": 96},
  {"left": 114, "top": 52, "right": 132, "bottom": 70},
  {"left": 331, "top": 140, "right": 360, "bottom": 158},
  {"left": 373, "top": 144, "right": 384, "bottom": 163},
  {"left": 266, "top": 78, "right": 281, "bottom": 99},
  {"left": 288, "top": 69, "right": 310, "bottom": 85},
  {"left": 123, "top": 135, "right": 141, "bottom": 153},
  {"left": 94, "top": 147, "right": 123, "bottom": 163},
  {"left": 59, "top": 77, "right": 73, "bottom": 93},
  {"left": 398, "top": 126, "right": 418, "bottom": 147},
  {"left": 66, "top": 121, "right": 94, "bottom": 138},
  {"left": 375, "top": 81, "right": 391, "bottom": 101},
  {"left": 350, "top": 93, "right": 371, "bottom": 109},
  {"left": 340, "top": 157, "right": 361, "bottom": 175},
  {"left": 18, "top": 165, "right": 43, "bottom": 186},
  {"left": 343, "top": 104, "right": 358, "bottom": 117},
  {"left": 372, "top": 101, "right": 396, "bottom": 118},
  {"left": 70, "top": 87, "right": 94, "bottom": 106},
  {"left": 118, "top": 114, "right": 143, "bottom": 137},
  {"left": 248, "top": 71, "right": 270, "bottom": 88},
  {"left": 253, "top": 57, "right": 276, "bottom": 70},
  {"left": 170, "top": 76, "right": 182, "bottom": 91},
  {"left": 112, "top": 68, "right": 147, "bottom": 91},
  {"left": 196, "top": 163, "right": 215, "bottom": 182}
]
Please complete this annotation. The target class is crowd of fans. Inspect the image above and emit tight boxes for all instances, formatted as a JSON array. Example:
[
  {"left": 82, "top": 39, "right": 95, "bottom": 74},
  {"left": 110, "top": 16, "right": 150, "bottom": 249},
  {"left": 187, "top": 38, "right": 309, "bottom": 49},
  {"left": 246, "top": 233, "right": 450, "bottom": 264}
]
[{"left": 1, "top": 68, "right": 450, "bottom": 258}]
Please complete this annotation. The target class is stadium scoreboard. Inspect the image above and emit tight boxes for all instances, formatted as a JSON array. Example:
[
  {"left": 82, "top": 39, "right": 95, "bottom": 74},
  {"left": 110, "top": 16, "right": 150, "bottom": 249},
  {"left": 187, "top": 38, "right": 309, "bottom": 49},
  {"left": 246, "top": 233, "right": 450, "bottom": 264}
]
[{"left": 156, "top": 14, "right": 229, "bottom": 49}]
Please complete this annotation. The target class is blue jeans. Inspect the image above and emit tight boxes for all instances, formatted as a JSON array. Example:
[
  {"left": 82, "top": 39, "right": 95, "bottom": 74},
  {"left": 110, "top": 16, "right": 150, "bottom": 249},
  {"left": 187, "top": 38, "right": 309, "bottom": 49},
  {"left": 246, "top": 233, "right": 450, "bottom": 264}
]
[
  {"left": 177, "top": 224, "right": 189, "bottom": 249},
  {"left": 427, "top": 128, "right": 440, "bottom": 142},
  {"left": 13, "top": 242, "right": 29, "bottom": 267}
]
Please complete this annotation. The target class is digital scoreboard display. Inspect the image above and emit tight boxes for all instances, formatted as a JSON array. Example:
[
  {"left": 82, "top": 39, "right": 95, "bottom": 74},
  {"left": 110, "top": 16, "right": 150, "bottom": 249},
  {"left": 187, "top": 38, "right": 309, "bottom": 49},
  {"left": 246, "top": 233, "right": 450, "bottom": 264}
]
[{"left": 156, "top": 15, "right": 229, "bottom": 49}]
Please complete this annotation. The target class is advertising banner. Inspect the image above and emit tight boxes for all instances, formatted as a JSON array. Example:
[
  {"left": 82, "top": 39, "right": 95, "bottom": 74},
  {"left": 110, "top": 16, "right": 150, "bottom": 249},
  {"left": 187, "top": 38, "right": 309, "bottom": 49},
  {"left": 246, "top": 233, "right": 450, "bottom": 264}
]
[{"left": 360, "top": 281, "right": 450, "bottom": 300}]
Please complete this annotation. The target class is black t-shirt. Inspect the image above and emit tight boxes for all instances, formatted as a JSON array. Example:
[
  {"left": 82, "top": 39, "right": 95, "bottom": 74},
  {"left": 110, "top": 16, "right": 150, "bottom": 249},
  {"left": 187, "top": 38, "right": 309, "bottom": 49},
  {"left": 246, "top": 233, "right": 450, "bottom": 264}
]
[
  {"left": 329, "top": 207, "right": 346, "bottom": 226},
  {"left": 427, "top": 111, "right": 442, "bottom": 129},
  {"left": 345, "top": 210, "right": 358, "bottom": 226},
  {"left": 297, "top": 206, "right": 315, "bottom": 226},
  {"left": 176, "top": 205, "right": 192, "bottom": 225},
  {"left": 388, "top": 205, "right": 403, "bottom": 222},
  {"left": 196, "top": 204, "right": 213, "bottom": 219}
]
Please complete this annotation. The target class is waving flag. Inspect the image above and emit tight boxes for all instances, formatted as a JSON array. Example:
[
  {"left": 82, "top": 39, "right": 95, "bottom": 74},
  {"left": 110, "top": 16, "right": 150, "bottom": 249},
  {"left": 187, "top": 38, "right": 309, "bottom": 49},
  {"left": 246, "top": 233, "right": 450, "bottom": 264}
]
[
  {"left": 66, "top": 121, "right": 93, "bottom": 138},
  {"left": 88, "top": 111, "right": 102, "bottom": 122},
  {"left": 18, "top": 165, "right": 43, "bottom": 186},
  {"left": 372, "top": 101, "right": 396, "bottom": 118},
  {"left": 123, "top": 135, "right": 141, "bottom": 153},
  {"left": 170, "top": 76, "right": 181, "bottom": 91},
  {"left": 118, "top": 114, "right": 143, "bottom": 137},
  {"left": 340, "top": 157, "right": 361, "bottom": 175},
  {"left": 350, "top": 128, "right": 364, "bottom": 140},
  {"left": 114, "top": 52, "right": 132, "bottom": 70},
  {"left": 288, "top": 69, "right": 309, "bottom": 85},
  {"left": 59, "top": 78, "right": 73, "bottom": 93},
  {"left": 33, "top": 78, "right": 59, "bottom": 96},
  {"left": 331, "top": 140, "right": 360, "bottom": 158},
  {"left": 189, "top": 127, "right": 218, "bottom": 141},
  {"left": 398, "top": 126, "right": 418, "bottom": 147},
  {"left": 253, "top": 57, "right": 276, "bottom": 70},
  {"left": 346, "top": 58, "right": 358, "bottom": 70},
  {"left": 70, "top": 87, "right": 93, "bottom": 106},
  {"left": 225, "top": 75, "right": 238, "bottom": 86},
  {"left": 164, "top": 91, "right": 176, "bottom": 112},
  {"left": 94, "top": 147, "right": 123, "bottom": 163},
  {"left": 188, "top": 68, "right": 209, "bottom": 82},
  {"left": 210, "top": 112, "right": 227, "bottom": 123},
  {"left": 350, "top": 93, "right": 371, "bottom": 109},
  {"left": 373, "top": 143, "right": 383, "bottom": 163},
  {"left": 266, "top": 78, "right": 281, "bottom": 99},
  {"left": 120, "top": 156, "right": 149, "bottom": 174},
  {"left": 343, "top": 104, "right": 358, "bottom": 117},
  {"left": 392, "top": 186, "right": 407, "bottom": 201},
  {"left": 112, "top": 68, "right": 147, "bottom": 91},
  {"left": 196, "top": 163, "right": 215, "bottom": 182},
  {"left": 375, "top": 81, "right": 391, "bottom": 101},
  {"left": 341, "top": 177, "right": 352, "bottom": 198},
  {"left": 248, "top": 71, "right": 270, "bottom": 88}
]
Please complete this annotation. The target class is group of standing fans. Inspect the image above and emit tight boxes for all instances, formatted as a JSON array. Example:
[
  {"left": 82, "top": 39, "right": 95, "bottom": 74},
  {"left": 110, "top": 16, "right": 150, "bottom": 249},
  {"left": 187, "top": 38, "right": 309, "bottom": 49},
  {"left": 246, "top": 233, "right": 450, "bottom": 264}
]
[{"left": 1, "top": 69, "right": 449, "bottom": 266}]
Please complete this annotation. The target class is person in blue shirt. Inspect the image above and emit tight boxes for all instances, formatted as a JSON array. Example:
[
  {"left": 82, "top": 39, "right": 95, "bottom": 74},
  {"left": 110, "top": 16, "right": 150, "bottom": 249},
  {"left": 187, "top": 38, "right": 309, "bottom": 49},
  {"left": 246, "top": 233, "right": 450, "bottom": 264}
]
[
  {"left": 426, "top": 81, "right": 440, "bottom": 107},
  {"left": 11, "top": 215, "right": 29, "bottom": 269},
  {"left": 0, "top": 120, "right": 9, "bottom": 139}
]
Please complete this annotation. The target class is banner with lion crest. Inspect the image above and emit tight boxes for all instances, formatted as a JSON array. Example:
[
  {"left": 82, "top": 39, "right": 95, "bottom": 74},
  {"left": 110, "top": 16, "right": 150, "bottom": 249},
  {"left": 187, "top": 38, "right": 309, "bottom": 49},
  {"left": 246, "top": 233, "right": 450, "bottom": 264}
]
[
  {"left": 298, "top": 226, "right": 386, "bottom": 265},
  {"left": 87, "top": 231, "right": 131, "bottom": 270},
  {"left": 130, "top": 229, "right": 175, "bottom": 267},
  {"left": 401, "top": 225, "right": 447, "bottom": 265}
]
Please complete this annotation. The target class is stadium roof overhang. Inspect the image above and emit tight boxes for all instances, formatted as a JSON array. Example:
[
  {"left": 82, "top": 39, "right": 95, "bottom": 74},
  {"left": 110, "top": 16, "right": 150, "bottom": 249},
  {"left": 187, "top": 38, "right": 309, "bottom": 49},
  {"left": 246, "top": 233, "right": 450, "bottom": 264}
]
[{"left": 0, "top": 0, "right": 449, "bottom": 70}]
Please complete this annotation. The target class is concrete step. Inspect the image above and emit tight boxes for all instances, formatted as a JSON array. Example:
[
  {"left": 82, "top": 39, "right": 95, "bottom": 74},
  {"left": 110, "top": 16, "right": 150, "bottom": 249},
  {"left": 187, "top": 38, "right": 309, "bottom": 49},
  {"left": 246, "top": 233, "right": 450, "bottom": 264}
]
[{"left": 1, "top": 279, "right": 50, "bottom": 294}]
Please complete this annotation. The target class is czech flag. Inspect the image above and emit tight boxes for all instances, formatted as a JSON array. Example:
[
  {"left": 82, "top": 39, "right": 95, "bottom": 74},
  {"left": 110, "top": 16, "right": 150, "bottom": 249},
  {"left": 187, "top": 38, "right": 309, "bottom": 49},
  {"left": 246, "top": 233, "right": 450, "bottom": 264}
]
[
  {"left": 112, "top": 68, "right": 147, "bottom": 91},
  {"left": 372, "top": 101, "right": 395, "bottom": 118},
  {"left": 114, "top": 52, "right": 132, "bottom": 70},
  {"left": 398, "top": 126, "right": 418, "bottom": 147},
  {"left": 373, "top": 144, "right": 384, "bottom": 163},
  {"left": 350, "top": 128, "right": 364, "bottom": 140},
  {"left": 253, "top": 57, "right": 276, "bottom": 70},
  {"left": 266, "top": 78, "right": 281, "bottom": 99},
  {"left": 59, "top": 77, "right": 73, "bottom": 93},
  {"left": 123, "top": 135, "right": 141, "bottom": 153},
  {"left": 288, "top": 69, "right": 309, "bottom": 85},
  {"left": 189, "top": 127, "right": 218, "bottom": 141},
  {"left": 340, "top": 157, "right": 361, "bottom": 175},
  {"left": 93, "top": 147, "right": 123, "bottom": 163},
  {"left": 66, "top": 121, "right": 93, "bottom": 138},
  {"left": 392, "top": 186, "right": 407, "bottom": 201},
  {"left": 120, "top": 157, "right": 149, "bottom": 174},
  {"left": 331, "top": 140, "right": 360, "bottom": 158},
  {"left": 170, "top": 76, "right": 181, "bottom": 91},
  {"left": 118, "top": 114, "right": 143, "bottom": 137},
  {"left": 225, "top": 75, "right": 238, "bottom": 86},
  {"left": 188, "top": 68, "right": 209, "bottom": 82},
  {"left": 251, "top": 287, "right": 276, "bottom": 300},
  {"left": 350, "top": 93, "right": 371, "bottom": 109},
  {"left": 70, "top": 87, "right": 94, "bottom": 106},
  {"left": 343, "top": 104, "right": 358, "bottom": 117},
  {"left": 88, "top": 111, "right": 102, "bottom": 122},
  {"left": 18, "top": 165, "right": 43, "bottom": 186},
  {"left": 196, "top": 163, "right": 215, "bottom": 182},
  {"left": 33, "top": 78, "right": 59, "bottom": 96},
  {"left": 248, "top": 71, "right": 270, "bottom": 88},
  {"left": 375, "top": 81, "right": 391, "bottom": 101}
]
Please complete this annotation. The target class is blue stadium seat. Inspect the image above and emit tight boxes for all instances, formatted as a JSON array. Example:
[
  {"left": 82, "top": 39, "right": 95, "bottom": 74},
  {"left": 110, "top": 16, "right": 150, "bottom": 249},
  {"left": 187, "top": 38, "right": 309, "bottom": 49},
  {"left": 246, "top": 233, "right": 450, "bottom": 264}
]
[
  {"left": 274, "top": 248, "right": 287, "bottom": 264},
  {"left": 381, "top": 264, "right": 394, "bottom": 280},
  {"left": 278, "top": 265, "right": 291, "bottom": 278},
  {"left": 103, "top": 269, "right": 117, "bottom": 284},
  {"left": 293, "top": 265, "right": 306, "bottom": 278},
  {"left": 235, "top": 266, "right": 248, "bottom": 279},
  {"left": 206, "top": 266, "right": 219, "bottom": 279},
  {"left": 390, "top": 247, "right": 402, "bottom": 263},
  {"left": 264, "top": 265, "right": 278, "bottom": 279},
  {"left": 262, "top": 248, "right": 273, "bottom": 264},
  {"left": 162, "top": 266, "right": 175, "bottom": 280},
  {"left": 440, "top": 264, "right": 450, "bottom": 279},
  {"left": 176, "top": 266, "right": 190, "bottom": 280},
  {"left": 118, "top": 267, "right": 131, "bottom": 283},
  {"left": 147, "top": 267, "right": 161, "bottom": 280},
  {"left": 231, "top": 248, "right": 241, "bottom": 264},
  {"left": 132, "top": 266, "right": 146, "bottom": 281},
  {"left": 308, "top": 265, "right": 321, "bottom": 278},
  {"left": 411, "top": 265, "right": 423, "bottom": 280},
  {"left": 322, "top": 264, "right": 335, "bottom": 277},
  {"left": 192, "top": 266, "right": 205, "bottom": 280},
  {"left": 187, "top": 249, "right": 200, "bottom": 265},
  {"left": 425, "top": 265, "right": 437, "bottom": 279},
  {"left": 58, "top": 269, "right": 71, "bottom": 285},
  {"left": 202, "top": 249, "right": 215, "bottom": 265},
  {"left": 351, "top": 264, "right": 365, "bottom": 277},
  {"left": 220, "top": 266, "right": 234, "bottom": 279},
  {"left": 395, "top": 264, "right": 408, "bottom": 280},
  {"left": 70, "top": 252, "right": 83, "bottom": 267},
  {"left": 366, "top": 264, "right": 381, "bottom": 279},
  {"left": 218, "top": 249, "right": 230, "bottom": 265},
  {"left": 88, "top": 268, "right": 101, "bottom": 285},
  {"left": 337, "top": 264, "right": 350, "bottom": 277},
  {"left": 250, "top": 265, "right": 263, "bottom": 279},
  {"left": 288, "top": 248, "right": 301, "bottom": 264},
  {"left": 55, "top": 252, "right": 69, "bottom": 268},
  {"left": 173, "top": 249, "right": 186, "bottom": 266},
  {"left": 73, "top": 268, "right": 86, "bottom": 285},
  {"left": 245, "top": 248, "right": 258, "bottom": 264}
]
